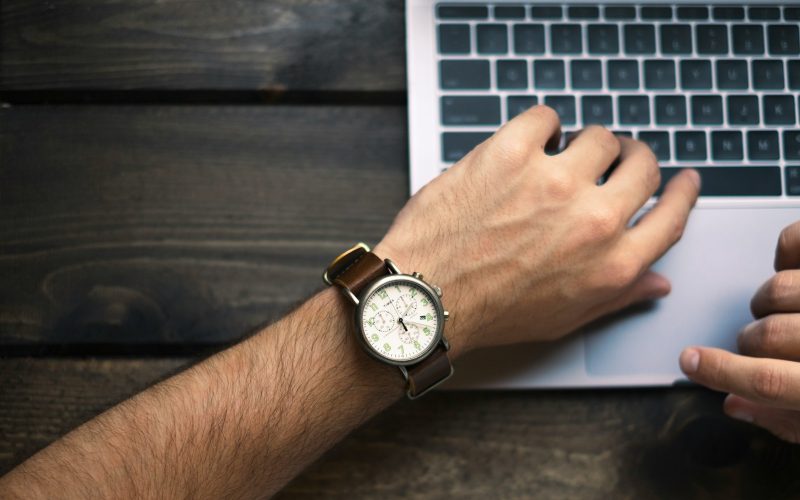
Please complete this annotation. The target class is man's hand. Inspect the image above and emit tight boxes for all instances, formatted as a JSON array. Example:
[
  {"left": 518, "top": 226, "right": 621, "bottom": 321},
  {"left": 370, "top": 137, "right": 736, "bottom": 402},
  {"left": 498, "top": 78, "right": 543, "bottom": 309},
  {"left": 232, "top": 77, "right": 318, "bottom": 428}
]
[
  {"left": 680, "top": 221, "right": 800, "bottom": 444},
  {"left": 376, "top": 105, "right": 701, "bottom": 355}
]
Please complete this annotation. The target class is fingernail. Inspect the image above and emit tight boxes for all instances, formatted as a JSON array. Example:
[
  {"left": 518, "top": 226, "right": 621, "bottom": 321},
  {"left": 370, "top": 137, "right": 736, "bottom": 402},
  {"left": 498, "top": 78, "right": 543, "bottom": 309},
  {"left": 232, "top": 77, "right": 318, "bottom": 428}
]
[
  {"left": 687, "top": 169, "right": 702, "bottom": 189},
  {"left": 728, "top": 409, "right": 754, "bottom": 423},
  {"left": 680, "top": 348, "right": 700, "bottom": 374}
]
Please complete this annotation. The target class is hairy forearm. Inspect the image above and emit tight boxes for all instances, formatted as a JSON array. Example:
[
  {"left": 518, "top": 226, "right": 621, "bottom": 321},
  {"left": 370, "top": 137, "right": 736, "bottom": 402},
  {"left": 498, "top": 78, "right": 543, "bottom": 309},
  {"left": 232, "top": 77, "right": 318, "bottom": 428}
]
[{"left": 1, "top": 288, "right": 402, "bottom": 499}]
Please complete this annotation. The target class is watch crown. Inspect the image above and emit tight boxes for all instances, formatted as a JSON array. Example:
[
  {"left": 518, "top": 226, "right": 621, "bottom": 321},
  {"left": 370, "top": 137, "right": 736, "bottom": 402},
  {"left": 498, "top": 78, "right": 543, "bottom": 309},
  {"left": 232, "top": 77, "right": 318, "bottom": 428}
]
[
  {"left": 443, "top": 310, "right": 450, "bottom": 321},
  {"left": 412, "top": 272, "right": 424, "bottom": 280},
  {"left": 433, "top": 285, "right": 442, "bottom": 297}
]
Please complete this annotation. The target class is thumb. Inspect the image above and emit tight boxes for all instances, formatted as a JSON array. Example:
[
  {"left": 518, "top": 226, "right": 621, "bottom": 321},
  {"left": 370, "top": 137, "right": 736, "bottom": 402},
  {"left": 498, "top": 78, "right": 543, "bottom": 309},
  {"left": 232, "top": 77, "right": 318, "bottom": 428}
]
[{"left": 724, "top": 394, "right": 800, "bottom": 444}]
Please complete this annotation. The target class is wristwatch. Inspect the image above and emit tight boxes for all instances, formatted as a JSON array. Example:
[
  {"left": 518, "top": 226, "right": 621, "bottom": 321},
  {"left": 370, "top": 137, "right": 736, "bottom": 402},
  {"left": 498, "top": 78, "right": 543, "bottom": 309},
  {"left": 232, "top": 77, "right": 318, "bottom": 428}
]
[{"left": 323, "top": 243, "right": 453, "bottom": 399}]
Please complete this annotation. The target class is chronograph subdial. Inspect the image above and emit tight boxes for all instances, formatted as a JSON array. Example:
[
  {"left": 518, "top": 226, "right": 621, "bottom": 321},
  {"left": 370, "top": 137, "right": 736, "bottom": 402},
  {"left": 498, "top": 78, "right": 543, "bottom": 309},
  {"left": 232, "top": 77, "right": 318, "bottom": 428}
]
[
  {"left": 393, "top": 293, "right": 417, "bottom": 318},
  {"left": 398, "top": 322, "right": 421, "bottom": 344},
  {"left": 371, "top": 310, "right": 396, "bottom": 332}
]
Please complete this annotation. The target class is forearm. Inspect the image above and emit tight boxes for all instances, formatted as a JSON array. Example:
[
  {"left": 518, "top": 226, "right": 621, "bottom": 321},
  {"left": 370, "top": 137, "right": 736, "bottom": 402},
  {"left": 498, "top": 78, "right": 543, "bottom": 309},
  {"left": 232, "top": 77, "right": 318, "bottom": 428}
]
[{"left": 1, "top": 288, "right": 404, "bottom": 499}]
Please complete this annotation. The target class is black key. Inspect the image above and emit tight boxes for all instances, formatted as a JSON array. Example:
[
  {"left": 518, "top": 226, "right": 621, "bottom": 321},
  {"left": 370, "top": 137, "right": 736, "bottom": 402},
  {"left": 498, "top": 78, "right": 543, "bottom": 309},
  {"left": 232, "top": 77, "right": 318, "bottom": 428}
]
[
  {"left": 658, "top": 167, "right": 782, "bottom": 197},
  {"left": 440, "top": 60, "right": 490, "bottom": 89},
  {"left": 727, "top": 95, "right": 760, "bottom": 125},
  {"left": 588, "top": 24, "right": 619, "bottom": 54},
  {"left": 733, "top": 25, "right": 765, "bottom": 54},
  {"left": 749, "top": 7, "right": 780, "bottom": 20},
  {"left": 494, "top": 6, "right": 525, "bottom": 19},
  {"left": 507, "top": 96, "right": 538, "bottom": 120},
  {"left": 716, "top": 60, "right": 748, "bottom": 89},
  {"left": 497, "top": 60, "right": 528, "bottom": 89},
  {"left": 681, "top": 60, "right": 712, "bottom": 89},
  {"left": 618, "top": 96, "right": 650, "bottom": 125},
  {"left": 625, "top": 25, "right": 656, "bottom": 54},
  {"left": 786, "top": 167, "right": 800, "bottom": 196},
  {"left": 787, "top": 8, "right": 800, "bottom": 21},
  {"left": 763, "top": 95, "right": 796, "bottom": 124},
  {"left": 753, "top": 59, "right": 785, "bottom": 89},
  {"left": 712, "top": 131, "right": 744, "bottom": 160},
  {"left": 713, "top": 7, "right": 744, "bottom": 20},
  {"left": 438, "top": 24, "right": 471, "bottom": 54},
  {"left": 691, "top": 95, "right": 723, "bottom": 124},
  {"left": 514, "top": 25, "right": 546, "bottom": 54},
  {"left": 638, "top": 131, "right": 671, "bottom": 161},
  {"left": 675, "top": 131, "right": 707, "bottom": 160},
  {"left": 661, "top": 25, "right": 692, "bottom": 54},
  {"left": 655, "top": 95, "right": 687, "bottom": 125},
  {"left": 641, "top": 6, "right": 672, "bottom": 20},
  {"left": 551, "top": 24, "right": 582, "bottom": 54},
  {"left": 571, "top": 60, "right": 602, "bottom": 89},
  {"left": 477, "top": 24, "right": 508, "bottom": 54},
  {"left": 605, "top": 6, "right": 635, "bottom": 20},
  {"left": 531, "top": 6, "right": 562, "bottom": 19},
  {"left": 677, "top": 6, "right": 708, "bottom": 20},
  {"left": 441, "top": 96, "right": 501, "bottom": 125},
  {"left": 442, "top": 132, "right": 492, "bottom": 162},
  {"left": 582, "top": 96, "right": 613, "bottom": 125},
  {"left": 569, "top": 6, "right": 599, "bottom": 19},
  {"left": 437, "top": 6, "right": 488, "bottom": 19},
  {"left": 789, "top": 60, "right": 800, "bottom": 89},
  {"left": 544, "top": 95, "right": 576, "bottom": 125},
  {"left": 696, "top": 25, "right": 729, "bottom": 55},
  {"left": 768, "top": 25, "right": 800, "bottom": 55},
  {"left": 748, "top": 130, "right": 780, "bottom": 160},
  {"left": 613, "top": 130, "right": 633, "bottom": 138},
  {"left": 644, "top": 60, "right": 676, "bottom": 89},
  {"left": 607, "top": 60, "right": 639, "bottom": 89},
  {"left": 784, "top": 130, "right": 800, "bottom": 160},
  {"left": 534, "top": 60, "right": 565, "bottom": 89}
]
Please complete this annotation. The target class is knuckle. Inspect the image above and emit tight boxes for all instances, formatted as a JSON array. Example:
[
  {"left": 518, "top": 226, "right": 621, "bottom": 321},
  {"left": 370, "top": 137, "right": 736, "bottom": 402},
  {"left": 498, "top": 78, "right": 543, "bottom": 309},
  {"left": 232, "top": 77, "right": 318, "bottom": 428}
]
[
  {"left": 542, "top": 170, "right": 578, "bottom": 201},
  {"left": 580, "top": 207, "right": 622, "bottom": 242},
  {"left": 602, "top": 253, "right": 642, "bottom": 289},
  {"left": 765, "top": 272, "right": 795, "bottom": 305},
  {"left": 752, "top": 365, "right": 786, "bottom": 401},
  {"left": 489, "top": 132, "right": 532, "bottom": 166},
  {"left": 586, "top": 126, "right": 620, "bottom": 157},
  {"left": 758, "top": 316, "right": 785, "bottom": 352},
  {"left": 669, "top": 214, "right": 688, "bottom": 244},
  {"left": 530, "top": 104, "right": 560, "bottom": 127}
]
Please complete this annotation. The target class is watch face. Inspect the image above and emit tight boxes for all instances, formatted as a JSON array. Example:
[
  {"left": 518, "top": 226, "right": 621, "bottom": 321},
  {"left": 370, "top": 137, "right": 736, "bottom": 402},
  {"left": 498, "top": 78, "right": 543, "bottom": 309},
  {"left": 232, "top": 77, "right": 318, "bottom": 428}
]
[{"left": 359, "top": 278, "right": 441, "bottom": 363}]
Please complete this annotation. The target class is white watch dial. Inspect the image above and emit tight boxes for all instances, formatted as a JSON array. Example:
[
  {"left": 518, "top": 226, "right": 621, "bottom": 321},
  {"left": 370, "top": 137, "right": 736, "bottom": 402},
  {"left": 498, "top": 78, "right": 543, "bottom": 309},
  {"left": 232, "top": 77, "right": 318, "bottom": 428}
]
[{"left": 360, "top": 280, "right": 440, "bottom": 362}]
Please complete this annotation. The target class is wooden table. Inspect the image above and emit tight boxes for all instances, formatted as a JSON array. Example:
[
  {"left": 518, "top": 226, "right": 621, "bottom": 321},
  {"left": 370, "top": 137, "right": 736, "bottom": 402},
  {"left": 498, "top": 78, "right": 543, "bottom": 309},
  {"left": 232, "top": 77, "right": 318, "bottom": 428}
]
[{"left": 1, "top": 1, "right": 798, "bottom": 497}]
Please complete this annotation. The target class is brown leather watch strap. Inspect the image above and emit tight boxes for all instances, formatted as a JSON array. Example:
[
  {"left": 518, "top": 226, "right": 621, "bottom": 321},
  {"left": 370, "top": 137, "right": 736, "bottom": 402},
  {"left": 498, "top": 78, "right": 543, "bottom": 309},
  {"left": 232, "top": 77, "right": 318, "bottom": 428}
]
[
  {"left": 404, "top": 344, "right": 453, "bottom": 399},
  {"left": 331, "top": 251, "right": 388, "bottom": 296}
]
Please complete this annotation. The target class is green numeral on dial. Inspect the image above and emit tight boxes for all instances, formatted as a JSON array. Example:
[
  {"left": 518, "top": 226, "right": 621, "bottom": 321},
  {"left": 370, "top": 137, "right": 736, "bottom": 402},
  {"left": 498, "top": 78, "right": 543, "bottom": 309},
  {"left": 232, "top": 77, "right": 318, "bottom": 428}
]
[
  {"left": 378, "top": 290, "right": 388, "bottom": 300},
  {"left": 399, "top": 345, "right": 404, "bottom": 355},
  {"left": 384, "top": 343, "right": 391, "bottom": 352},
  {"left": 369, "top": 302, "right": 378, "bottom": 312},
  {"left": 411, "top": 289, "right": 417, "bottom": 297},
  {"left": 423, "top": 327, "right": 431, "bottom": 335},
  {"left": 421, "top": 299, "right": 428, "bottom": 306},
  {"left": 413, "top": 341, "right": 421, "bottom": 351},
  {"left": 426, "top": 313, "right": 433, "bottom": 321},
  {"left": 371, "top": 334, "right": 379, "bottom": 342}
]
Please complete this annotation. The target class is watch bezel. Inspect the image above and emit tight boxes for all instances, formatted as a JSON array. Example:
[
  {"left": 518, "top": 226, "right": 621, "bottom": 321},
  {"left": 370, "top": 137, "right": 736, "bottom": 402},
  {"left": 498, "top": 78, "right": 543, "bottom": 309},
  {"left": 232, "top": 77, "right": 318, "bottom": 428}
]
[{"left": 354, "top": 274, "right": 445, "bottom": 366}]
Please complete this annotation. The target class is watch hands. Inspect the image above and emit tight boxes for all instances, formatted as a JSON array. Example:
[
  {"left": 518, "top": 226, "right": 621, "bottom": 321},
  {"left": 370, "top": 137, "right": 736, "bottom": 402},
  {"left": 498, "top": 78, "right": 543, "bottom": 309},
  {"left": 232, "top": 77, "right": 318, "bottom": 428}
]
[
  {"left": 398, "top": 317, "right": 409, "bottom": 332},
  {"left": 401, "top": 319, "right": 430, "bottom": 330}
]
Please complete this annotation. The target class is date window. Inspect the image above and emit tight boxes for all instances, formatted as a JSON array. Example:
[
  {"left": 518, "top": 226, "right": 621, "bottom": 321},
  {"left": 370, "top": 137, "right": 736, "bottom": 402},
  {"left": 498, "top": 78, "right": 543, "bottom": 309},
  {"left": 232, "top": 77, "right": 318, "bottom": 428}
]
[{"left": 420, "top": 315, "right": 426, "bottom": 320}]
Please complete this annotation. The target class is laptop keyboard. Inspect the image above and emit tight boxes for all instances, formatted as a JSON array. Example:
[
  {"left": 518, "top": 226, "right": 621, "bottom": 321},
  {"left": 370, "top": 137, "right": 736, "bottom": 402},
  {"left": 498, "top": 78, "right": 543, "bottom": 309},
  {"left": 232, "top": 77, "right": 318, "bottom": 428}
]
[{"left": 435, "top": 3, "right": 800, "bottom": 196}]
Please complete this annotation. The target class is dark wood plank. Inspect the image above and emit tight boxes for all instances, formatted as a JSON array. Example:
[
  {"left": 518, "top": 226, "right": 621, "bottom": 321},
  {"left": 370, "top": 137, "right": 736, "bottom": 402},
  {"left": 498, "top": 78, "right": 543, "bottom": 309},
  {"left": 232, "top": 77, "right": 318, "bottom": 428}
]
[
  {"left": 1, "top": 358, "right": 798, "bottom": 498},
  {"left": 0, "top": 0, "right": 405, "bottom": 92},
  {"left": 0, "top": 105, "right": 408, "bottom": 345}
]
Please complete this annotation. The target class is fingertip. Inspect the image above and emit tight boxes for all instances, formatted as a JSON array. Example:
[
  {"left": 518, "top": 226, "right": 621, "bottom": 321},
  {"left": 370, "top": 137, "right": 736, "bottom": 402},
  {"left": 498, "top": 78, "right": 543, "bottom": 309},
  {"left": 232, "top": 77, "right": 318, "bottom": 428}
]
[
  {"left": 685, "top": 168, "right": 701, "bottom": 191},
  {"left": 723, "top": 394, "right": 755, "bottom": 423},
  {"left": 679, "top": 347, "right": 700, "bottom": 375}
]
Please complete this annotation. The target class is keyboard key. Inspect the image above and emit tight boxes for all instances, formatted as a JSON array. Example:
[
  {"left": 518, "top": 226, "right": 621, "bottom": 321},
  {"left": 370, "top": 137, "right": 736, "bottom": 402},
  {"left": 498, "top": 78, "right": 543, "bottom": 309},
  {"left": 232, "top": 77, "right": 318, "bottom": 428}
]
[
  {"left": 727, "top": 95, "right": 760, "bottom": 125},
  {"left": 768, "top": 25, "right": 800, "bottom": 55},
  {"left": 568, "top": 6, "right": 599, "bottom": 19},
  {"left": 655, "top": 96, "right": 686, "bottom": 125},
  {"left": 749, "top": 7, "right": 780, "bottom": 20},
  {"left": 571, "top": 60, "right": 602, "bottom": 89},
  {"left": 638, "top": 131, "right": 671, "bottom": 161},
  {"left": 786, "top": 8, "right": 800, "bottom": 21},
  {"left": 624, "top": 25, "right": 656, "bottom": 54},
  {"left": 675, "top": 131, "right": 707, "bottom": 161},
  {"left": 582, "top": 96, "right": 613, "bottom": 125},
  {"left": 605, "top": 6, "right": 635, "bottom": 20},
  {"left": 514, "top": 24, "right": 545, "bottom": 54},
  {"left": 534, "top": 60, "right": 565, "bottom": 89},
  {"left": 588, "top": 24, "right": 619, "bottom": 54},
  {"left": 531, "top": 6, "right": 562, "bottom": 19},
  {"left": 507, "top": 96, "right": 538, "bottom": 120},
  {"left": 551, "top": 24, "right": 582, "bottom": 54},
  {"left": 784, "top": 131, "right": 800, "bottom": 160},
  {"left": 748, "top": 130, "right": 780, "bottom": 160},
  {"left": 789, "top": 60, "right": 800, "bottom": 89},
  {"left": 711, "top": 131, "right": 744, "bottom": 160},
  {"left": 641, "top": 6, "right": 672, "bottom": 20},
  {"left": 691, "top": 95, "right": 723, "bottom": 124},
  {"left": 442, "top": 132, "right": 492, "bottom": 162},
  {"left": 644, "top": 60, "right": 676, "bottom": 89},
  {"left": 618, "top": 96, "right": 650, "bottom": 125},
  {"left": 696, "top": 25, "right": 728, "bottom": 55},
  {"left": 763, "top": 95, "right": 796, "bottom": 124},
  {"left": 658, "top": 167, "right": 782, "bottom": 197},
  {"left": 441, "top": 96, "right": 501, "bottom": 125},
  {"left": 477, "top": 24, "right": 508, "bottom": 54},
  {"left": 681, "top": 60, "right": 712, "bottom": 89},
  {"left": 438, "top": 24, "right": 471, "bottom": 54},
  {"left": 713, "top": 7, "right": 744, "bottom": 20},
  {"left": 494, "top": 6, "right": 525, "bottom": 19},
  {"left": 497, "top": 60, "right": 528, "bottom": 89},
  {"left": 545, "top": 95, "right": 576, "bottom": 125},
  {"left": 439, "top": 60, "right": 490, "bottom": 89},
  {"left": 607, "top": 60, "right": 639, "bottom": 89},
  {"left": 753, "top": 59, "right": 785, "bottom": 89},
  {"left": 437, "top": 6, "right": 488, "bottom": 19},
  {"left": 677, "top": 6, "right": 708, "bottom": 20},
  {"left": 733, "top": 25, "right": 765, "bottom": 54},
  {"left": 661, "top": 25, "right": 692, "bottom": 54},
  {"left": 716, "top": 60, "right": 749, "bottom": 89},
  {"left": 786, "top": 167, "right": 800, "bottom": 196}
]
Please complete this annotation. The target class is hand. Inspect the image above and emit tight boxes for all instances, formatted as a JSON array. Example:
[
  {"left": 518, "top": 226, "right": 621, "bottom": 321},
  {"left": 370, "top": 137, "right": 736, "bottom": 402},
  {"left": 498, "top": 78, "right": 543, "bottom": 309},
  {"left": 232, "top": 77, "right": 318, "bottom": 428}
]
[
  {"left": 374, "top": 105, "right": 701, "bottom": 356},
  {"left": 680, "top": 221, "right": 800, "bottom": 443}
]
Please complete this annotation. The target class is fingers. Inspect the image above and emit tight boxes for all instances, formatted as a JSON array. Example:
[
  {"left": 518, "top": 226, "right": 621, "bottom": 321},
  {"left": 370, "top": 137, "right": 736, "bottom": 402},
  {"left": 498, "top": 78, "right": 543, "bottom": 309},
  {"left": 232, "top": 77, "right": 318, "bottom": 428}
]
[
  {"left": 601, "top": 137, "right": 662, "bottom": 218},
  {"left": 559, "top": 125, "right": 621, "bottom": 179},
  {"left": 724, "top": 394, "right": 800, "bottom": 443},
  {"left": 738, "top": 314, "right": 800, "bottom": 362},
  {"left": 680, "top": 346, "right": 800, "bottom": 408},
  {"left": 491, "top": 105, "right": 561, "bottom": 160},
  {"left": 751, "top": 270, "right": 800, "bottom": 318},
  {"left": 588, "top": 270, "right": 671, "bottom": 318},
  {"left": 776, "top": 221, "right": 800, "bottom": 271}
]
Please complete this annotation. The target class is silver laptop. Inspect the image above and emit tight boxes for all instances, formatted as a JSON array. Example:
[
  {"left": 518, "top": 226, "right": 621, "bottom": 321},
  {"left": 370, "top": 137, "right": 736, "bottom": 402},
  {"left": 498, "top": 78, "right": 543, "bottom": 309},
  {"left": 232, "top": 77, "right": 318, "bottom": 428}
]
[{"left": 405, "top": 0, "right": 800, "bottom": 388}]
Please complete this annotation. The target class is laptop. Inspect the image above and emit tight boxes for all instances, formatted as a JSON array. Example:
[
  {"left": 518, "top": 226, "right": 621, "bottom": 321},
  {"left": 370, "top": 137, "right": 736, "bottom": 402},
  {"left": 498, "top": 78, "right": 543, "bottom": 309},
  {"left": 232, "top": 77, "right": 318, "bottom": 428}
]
[{"left": 405, "top": 0, "right": 800, "bottom": 388}]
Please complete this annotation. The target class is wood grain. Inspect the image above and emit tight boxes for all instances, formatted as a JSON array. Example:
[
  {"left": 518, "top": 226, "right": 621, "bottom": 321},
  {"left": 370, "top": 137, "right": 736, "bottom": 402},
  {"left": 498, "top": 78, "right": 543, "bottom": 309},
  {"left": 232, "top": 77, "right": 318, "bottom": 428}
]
[
  {"left": 0, "top": 0, "right": 405, "bottom": 92},
  {"left": 0, "top": 105, "right": 408, "bottom": 345},
  {"left": 1, "top": 357, "right": 798, "bottom": 499}
]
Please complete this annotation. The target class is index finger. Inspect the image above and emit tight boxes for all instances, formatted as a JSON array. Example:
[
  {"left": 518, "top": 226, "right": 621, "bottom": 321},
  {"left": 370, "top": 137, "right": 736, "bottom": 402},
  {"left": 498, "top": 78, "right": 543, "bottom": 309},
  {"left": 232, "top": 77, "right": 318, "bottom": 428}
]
[
  {"left": 776, "top": 221, "right": 800, "bottom": 271},
  {"left": 490, "top": 105, "right": 562, "bottom": 159},
  {"left": 680, "top": 346, "right": 800, "bottom": 409}
]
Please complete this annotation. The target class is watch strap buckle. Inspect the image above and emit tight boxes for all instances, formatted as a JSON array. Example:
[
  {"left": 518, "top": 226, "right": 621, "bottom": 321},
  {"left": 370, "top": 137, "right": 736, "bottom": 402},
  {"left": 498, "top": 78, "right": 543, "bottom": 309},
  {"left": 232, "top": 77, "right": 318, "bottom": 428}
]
[{"left": 322, "top": 242, "right": 371, "bottom": 285}]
